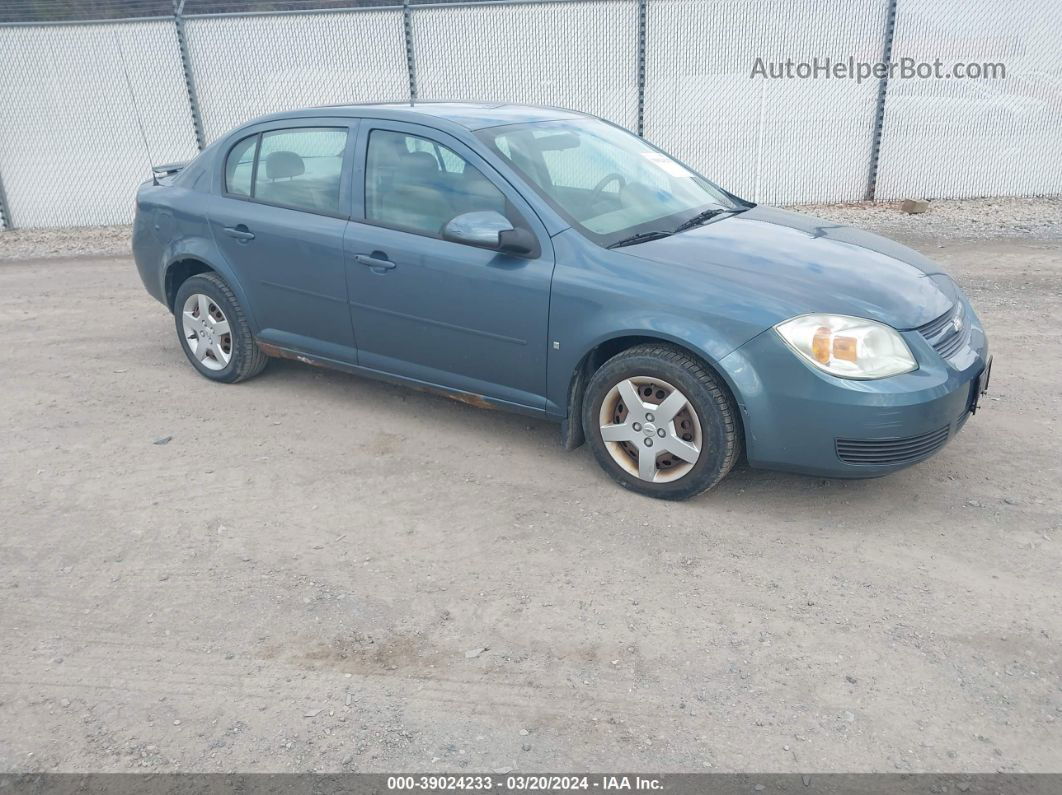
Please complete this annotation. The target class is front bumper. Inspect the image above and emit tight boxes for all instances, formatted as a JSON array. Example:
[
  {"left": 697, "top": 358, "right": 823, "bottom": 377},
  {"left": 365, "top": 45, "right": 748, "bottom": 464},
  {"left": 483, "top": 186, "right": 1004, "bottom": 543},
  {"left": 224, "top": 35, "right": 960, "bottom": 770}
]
[{"left": 719, "top": 297, "right": 990, "bottom": 478}]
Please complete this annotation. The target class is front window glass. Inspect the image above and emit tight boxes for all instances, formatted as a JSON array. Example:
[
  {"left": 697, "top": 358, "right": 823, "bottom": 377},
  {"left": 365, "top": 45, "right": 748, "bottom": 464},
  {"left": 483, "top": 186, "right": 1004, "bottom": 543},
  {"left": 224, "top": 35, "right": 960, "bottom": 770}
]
[
  {"left": 479, "top": 119, "right": 739, "bottom": 246},
  {"left": 365, "top": 130, "right": 510, "bottom": 237},
  {"left": 251, "top": 127, "right": 347, "bottom": 214}
]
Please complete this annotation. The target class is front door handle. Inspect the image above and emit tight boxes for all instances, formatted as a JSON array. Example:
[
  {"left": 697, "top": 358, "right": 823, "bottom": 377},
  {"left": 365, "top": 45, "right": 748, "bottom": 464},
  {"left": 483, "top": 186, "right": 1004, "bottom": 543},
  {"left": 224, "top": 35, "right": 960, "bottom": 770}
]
[
  {"left": 223, "top": 225, "right": 255, "bottom": 242},
  {"left": 355, "top": 254, "right": 396, "bottom": 272}
]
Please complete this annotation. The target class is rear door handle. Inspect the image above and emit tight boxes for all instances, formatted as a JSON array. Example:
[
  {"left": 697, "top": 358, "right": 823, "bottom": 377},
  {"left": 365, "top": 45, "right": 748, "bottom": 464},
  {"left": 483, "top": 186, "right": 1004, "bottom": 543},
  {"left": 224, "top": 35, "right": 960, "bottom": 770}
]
[
  {"left": 355, "top": 254, "right": 396, "bottom": 271},
  {"left": 223, "top": 225, "right": 255, "bottom": 241}
]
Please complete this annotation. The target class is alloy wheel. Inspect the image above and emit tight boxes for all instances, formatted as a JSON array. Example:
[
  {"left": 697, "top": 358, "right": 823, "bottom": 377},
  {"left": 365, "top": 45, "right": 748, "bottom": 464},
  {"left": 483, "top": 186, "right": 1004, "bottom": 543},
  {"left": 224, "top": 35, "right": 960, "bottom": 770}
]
[{"left": 181, "top": 293, "right": 232, "bottom": 371}]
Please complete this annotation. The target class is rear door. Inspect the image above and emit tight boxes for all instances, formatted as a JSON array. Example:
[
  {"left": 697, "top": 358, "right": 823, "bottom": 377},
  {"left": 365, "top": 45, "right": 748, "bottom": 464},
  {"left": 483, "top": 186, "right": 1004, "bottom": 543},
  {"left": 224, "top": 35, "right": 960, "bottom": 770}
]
[
  {"left": 208, "top": 118, "right": 357, "bottom": 362},
  {"left": 344, "top": 121, "right": 555, "bottom": 411}
]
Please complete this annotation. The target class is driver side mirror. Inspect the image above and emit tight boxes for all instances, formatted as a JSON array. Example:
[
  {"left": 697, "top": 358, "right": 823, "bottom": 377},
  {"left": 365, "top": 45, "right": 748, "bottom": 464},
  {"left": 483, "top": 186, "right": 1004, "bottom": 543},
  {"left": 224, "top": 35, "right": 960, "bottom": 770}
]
[{"left": 442, "top": 211, "right": 536, "bottom": 256}]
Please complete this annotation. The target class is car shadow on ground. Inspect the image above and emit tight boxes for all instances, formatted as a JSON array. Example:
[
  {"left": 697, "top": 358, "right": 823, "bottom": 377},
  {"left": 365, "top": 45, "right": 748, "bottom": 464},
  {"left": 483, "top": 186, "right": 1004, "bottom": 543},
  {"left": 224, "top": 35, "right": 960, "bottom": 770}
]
[{"left": 253, "top": 356, "right": 922, "bottom": 506}]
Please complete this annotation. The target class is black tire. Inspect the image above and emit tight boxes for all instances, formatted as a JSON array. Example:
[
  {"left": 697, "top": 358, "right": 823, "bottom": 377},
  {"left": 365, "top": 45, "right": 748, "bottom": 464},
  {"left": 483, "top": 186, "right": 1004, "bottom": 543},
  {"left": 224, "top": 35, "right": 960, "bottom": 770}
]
[
  {"left": 173, "top": 272, "right": 268, "bottom": 383},
  {"left": 582, "top": 343, "right": 741, "bottom": 500}
]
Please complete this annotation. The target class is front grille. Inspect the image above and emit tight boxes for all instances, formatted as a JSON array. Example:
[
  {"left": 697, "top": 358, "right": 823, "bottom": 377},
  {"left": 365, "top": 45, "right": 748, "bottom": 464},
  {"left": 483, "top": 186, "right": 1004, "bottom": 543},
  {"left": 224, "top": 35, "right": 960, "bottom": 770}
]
[
  {"left": 836, "top": 426, "right": 951, "bottom": 466},
  {"left": 917, "top": 303, "right": 968, "bottom": 360}
]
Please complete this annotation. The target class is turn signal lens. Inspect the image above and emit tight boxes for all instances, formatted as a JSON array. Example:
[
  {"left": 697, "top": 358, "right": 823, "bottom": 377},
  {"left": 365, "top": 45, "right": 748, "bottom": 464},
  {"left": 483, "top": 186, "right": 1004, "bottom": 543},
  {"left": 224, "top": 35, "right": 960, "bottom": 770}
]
[
  {"left": 775, "top": 314, "right": 917, "bottom": 379},
  {"left": 811, "top": 327, "right": 832, "bottom": 363}
]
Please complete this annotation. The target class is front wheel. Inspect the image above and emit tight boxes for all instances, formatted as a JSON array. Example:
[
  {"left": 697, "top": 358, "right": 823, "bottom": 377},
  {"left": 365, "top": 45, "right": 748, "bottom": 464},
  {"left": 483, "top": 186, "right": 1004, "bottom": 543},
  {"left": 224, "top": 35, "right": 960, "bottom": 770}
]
[{"left": 582, "top": 344, "right": 741, "bottom": 500}]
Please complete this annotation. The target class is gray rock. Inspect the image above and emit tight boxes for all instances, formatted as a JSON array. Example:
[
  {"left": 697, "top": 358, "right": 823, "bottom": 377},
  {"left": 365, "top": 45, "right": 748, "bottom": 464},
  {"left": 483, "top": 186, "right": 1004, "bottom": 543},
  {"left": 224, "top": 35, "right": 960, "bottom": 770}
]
[{"left": 900, "top": 199, "right": 930, "bottom": 214}]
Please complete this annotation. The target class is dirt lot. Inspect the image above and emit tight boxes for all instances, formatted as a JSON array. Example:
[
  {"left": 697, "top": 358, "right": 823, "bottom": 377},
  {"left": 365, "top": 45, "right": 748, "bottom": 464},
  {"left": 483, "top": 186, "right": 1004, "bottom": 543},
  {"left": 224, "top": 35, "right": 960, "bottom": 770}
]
[{"left": 1, "top": 214, "right": 1060, "bottom": 773}]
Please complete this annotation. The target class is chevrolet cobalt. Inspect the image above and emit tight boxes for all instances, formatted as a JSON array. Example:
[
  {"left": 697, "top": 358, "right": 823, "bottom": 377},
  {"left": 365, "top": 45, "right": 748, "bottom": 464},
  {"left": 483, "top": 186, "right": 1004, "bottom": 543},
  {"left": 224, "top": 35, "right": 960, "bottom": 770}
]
[{"left": 133, "top": 103, "right": 991, "bottom": 499}]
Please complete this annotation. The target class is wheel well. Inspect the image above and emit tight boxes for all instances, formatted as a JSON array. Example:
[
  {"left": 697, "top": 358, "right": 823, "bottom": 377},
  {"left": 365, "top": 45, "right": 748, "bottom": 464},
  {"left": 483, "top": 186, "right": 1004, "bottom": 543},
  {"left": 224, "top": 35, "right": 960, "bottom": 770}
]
[
  {"left": 562, "top": 335, "right": 744, "bottom": 451},
  {"left": 580, "top": 335, "right": 660, "bottom": 378},
  {"left": 164, "top": 258, "right": 214, "bottom": 311}
]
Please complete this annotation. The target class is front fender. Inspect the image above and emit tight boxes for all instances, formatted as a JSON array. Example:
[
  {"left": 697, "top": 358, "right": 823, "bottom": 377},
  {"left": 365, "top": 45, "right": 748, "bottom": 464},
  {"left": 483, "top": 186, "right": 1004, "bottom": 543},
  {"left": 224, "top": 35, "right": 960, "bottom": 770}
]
[
  {"left": 551, "top": 320, "right": 752, "bottom": 414},
  {"left": 545, "top": 231, "right": 767, "bottom": 421}
]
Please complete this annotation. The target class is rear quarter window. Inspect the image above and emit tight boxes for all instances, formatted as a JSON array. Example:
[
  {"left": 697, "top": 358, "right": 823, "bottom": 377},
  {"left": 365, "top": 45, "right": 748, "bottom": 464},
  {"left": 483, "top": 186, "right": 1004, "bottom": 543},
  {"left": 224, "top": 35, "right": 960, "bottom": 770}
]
[{"left": 225, "top": 135, "right": 258, "bottom": 196}]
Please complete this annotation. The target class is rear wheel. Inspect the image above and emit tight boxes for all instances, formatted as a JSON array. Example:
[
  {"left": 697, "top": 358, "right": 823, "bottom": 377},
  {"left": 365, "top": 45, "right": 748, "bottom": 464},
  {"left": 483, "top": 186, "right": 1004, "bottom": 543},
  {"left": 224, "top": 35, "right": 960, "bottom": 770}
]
[
  {"left": 173, "top": 272, "right": 268, "bottom": 383},
  {"left": 582, "top": 344, "right": 741, "bottom": 499}
]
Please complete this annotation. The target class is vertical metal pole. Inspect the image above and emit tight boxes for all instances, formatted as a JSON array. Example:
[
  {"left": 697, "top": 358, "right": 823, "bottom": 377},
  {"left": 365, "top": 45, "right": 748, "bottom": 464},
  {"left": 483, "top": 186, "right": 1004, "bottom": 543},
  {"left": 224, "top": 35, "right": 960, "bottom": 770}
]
[
  {"left": 403, "top": 0, "right": 417, "bottom": 104},
  {"left": 174, "top": 0, "right": 206, "bottom": 151},
  {"left": 636, "top": 0, "right": 648, "bottom": 136},
  {"left": 866, "top": 0, "right": 898, "bottom": 201},
  {"left": 0, "top": 167, "right": 12, "bottom": 230}
]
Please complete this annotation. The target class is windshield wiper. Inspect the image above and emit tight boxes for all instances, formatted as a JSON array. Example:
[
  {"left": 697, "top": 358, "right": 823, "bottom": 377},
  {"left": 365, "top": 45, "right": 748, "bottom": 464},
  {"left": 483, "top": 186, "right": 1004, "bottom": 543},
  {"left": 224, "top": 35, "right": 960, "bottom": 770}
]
[
  {"left": 671, "top": 207, "right": 734, "bottom": 235},
  {"left": 607, "top": 230, "right": 674, "bottom": 249}
]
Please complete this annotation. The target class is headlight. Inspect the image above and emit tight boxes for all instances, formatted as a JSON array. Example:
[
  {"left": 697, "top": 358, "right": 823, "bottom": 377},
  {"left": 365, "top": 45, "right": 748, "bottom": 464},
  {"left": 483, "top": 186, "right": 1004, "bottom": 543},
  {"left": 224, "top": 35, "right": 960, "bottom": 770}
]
[{"left": 775, "top": 314, "right": 917, "bottom": 379}]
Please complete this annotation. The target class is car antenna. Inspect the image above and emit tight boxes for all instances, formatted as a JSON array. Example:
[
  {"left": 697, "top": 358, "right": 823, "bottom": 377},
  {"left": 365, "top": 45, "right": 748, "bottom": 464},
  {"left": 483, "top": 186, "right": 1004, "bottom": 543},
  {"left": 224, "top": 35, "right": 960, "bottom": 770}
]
[{"left": 113, "top": 30, "right": 159, "bottom": 185}]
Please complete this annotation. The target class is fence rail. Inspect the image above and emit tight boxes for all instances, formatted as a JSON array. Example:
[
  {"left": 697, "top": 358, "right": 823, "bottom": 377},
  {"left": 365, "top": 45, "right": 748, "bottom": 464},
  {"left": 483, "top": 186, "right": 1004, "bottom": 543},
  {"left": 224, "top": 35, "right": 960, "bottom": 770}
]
[{"left": 0, "top": 0, "right": 1059, "bottom": 229}]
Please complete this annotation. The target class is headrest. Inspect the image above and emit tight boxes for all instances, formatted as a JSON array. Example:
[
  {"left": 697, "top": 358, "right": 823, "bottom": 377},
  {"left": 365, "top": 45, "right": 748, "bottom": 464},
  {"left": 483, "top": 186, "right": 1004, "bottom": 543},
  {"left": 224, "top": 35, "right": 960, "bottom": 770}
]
[
  {"left": 400, "top": 150, "right": 440, "bottom": 176},
  {"left": 265, "top": 150, "right": 305, "bottom": 180}
]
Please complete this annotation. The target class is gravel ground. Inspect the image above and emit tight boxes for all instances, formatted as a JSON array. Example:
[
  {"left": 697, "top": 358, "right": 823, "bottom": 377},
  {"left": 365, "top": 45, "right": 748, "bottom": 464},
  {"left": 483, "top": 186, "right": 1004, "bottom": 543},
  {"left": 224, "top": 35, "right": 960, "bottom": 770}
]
[
  {"left": 1, "top": 213, "right": 1060, "bottom": 774},
  {"left": 0, "top": 224, "right": 132, "bottom": 261},
  {"left": 791, "top": 197, "right": 1062, "bottom": 242},
  {"left": 1, "top": 197, "right": 1059, "bottom": 262}
]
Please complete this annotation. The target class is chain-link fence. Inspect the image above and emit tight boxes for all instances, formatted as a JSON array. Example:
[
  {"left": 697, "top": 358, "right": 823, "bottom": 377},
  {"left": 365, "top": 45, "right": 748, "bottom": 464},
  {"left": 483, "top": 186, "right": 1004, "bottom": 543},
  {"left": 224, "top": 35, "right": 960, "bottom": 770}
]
[
  {"left": 876, "top": 0, "right": 1062, "bottom": 200},
  {"left": 184, "top": 7, "right": 409, "bottom": 141},
  {"left": 644, "top": 0, "right": 891, "bottom": 205},
  {"left": 413, "top": 1, "right": 639, "bottom": 129},
  {"left": 0, "top": 0, "right": 1059, "bottom": 228},
  {"left": 0, "top": 17, "right": 198, "bottom": 228}
]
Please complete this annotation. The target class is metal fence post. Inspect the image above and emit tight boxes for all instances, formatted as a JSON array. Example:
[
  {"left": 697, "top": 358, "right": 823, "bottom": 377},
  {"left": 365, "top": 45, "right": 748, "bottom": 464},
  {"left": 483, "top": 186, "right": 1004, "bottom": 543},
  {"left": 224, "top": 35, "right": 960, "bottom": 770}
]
[
  {"left": 403, "top": 0, "right": 417, "bottom": 104},
  {"left": 866, "top": 0, "right": 898, "bottom": 201},
  {"left": 0, "top": 168, "right": 11, "bottom": 230},
  {"left": 174, "top": 0, "right": 206, "bottom": 150},
  {"left": 636, "top": 0, "right": 648, "bottom": 136}
]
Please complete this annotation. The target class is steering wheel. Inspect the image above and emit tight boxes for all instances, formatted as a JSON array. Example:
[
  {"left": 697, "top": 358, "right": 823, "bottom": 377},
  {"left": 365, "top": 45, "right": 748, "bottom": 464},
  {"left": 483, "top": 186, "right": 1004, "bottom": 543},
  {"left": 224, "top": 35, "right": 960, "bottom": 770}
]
[{"left": 592, "top": 173, "right": 626, "bottom": 195}]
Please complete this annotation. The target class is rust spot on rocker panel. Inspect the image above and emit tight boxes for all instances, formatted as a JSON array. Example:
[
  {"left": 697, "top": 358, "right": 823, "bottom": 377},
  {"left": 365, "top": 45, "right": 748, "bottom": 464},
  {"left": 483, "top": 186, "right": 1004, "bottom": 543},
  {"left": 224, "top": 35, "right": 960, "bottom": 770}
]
[
  {"left": 256, "top": 341, "right": 498, "bottom": 411},
  {"left": 421, "top": 387, "right": 496, "bottom": 411}
]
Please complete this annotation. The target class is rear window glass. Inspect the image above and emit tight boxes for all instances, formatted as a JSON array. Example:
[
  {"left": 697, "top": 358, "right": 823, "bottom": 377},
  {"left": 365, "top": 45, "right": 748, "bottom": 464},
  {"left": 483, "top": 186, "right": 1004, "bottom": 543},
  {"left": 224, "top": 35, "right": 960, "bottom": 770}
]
[{"left": 252, "top": 128, "right": 347, "bottom": 214}]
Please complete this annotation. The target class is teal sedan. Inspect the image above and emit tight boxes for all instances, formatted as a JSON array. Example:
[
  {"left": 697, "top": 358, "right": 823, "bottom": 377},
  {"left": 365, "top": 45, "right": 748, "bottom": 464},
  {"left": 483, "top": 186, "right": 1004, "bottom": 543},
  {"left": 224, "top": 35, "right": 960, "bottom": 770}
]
[{"left": 133, "top": 103, "right": 991, "bottom": 499}]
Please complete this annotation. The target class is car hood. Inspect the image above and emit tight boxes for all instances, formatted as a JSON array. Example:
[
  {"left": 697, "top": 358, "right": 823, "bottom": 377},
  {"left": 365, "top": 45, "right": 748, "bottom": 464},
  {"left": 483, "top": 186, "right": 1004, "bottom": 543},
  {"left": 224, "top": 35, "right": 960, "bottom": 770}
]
[{"left": 625, "top": 205, "right": 957, "bottom": 329}]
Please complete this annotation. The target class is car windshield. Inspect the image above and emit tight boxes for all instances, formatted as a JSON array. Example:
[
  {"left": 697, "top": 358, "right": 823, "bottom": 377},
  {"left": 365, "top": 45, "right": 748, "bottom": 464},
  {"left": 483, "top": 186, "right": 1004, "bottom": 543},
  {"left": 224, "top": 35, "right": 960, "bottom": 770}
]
[{"left": 478, "top": 118, "right": 743, "bottom": 247}]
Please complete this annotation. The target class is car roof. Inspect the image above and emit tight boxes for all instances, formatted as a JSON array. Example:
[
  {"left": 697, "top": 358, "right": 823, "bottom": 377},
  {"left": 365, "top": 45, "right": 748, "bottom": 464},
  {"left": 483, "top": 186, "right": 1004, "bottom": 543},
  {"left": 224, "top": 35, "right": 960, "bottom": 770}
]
[{"left": 248, "top": 101, "right": 590, "bottom": 131}]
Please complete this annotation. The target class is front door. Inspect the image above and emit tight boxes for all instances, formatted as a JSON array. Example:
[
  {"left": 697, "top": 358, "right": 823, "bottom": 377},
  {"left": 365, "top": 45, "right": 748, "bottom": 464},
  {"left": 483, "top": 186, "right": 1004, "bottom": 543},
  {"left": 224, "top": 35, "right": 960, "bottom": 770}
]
[
  {"left": 344, "top": 122, "right": 555, "bottom": 410},
  {"left": 208, "top": 120, "right": 357, "bottom": 361}
]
